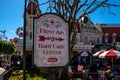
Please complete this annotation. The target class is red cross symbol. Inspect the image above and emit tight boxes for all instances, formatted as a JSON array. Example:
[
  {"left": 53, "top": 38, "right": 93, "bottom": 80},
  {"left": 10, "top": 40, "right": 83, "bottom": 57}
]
[{"left": 50, "top": 20, "right": 55, "bottom": 25}]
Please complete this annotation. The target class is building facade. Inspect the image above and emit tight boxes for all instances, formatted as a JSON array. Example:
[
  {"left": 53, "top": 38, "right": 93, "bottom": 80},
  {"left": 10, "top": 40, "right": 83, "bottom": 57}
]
[
  {"left": 15, "top": 0, "right": 41, "bottom": 54},
  {"left": 72, "top": 16, "right": 103, "bottom": 53},
  {"left": 14, "top": 0, "right": 41, "bottom": 67},
  {"left": 101, "top": 24, "right": 120, "bottom": 50}
]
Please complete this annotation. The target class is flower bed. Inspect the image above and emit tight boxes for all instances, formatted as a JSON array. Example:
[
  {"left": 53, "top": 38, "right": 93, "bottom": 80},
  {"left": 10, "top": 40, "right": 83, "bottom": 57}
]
[{"left": 8, "top": 70, "right": 48, "bottom": 80}]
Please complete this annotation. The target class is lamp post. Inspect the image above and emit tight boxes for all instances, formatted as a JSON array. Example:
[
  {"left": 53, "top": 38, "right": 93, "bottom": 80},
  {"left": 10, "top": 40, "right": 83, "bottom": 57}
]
[{"left": 23, "top": 0, "right": 27, "bottom": 80}]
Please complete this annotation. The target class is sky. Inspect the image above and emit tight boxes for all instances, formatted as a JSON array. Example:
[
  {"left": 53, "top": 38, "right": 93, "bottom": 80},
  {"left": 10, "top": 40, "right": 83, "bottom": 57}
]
[{"left": 0, "top": 0, "right": 120, "bottom": 40}]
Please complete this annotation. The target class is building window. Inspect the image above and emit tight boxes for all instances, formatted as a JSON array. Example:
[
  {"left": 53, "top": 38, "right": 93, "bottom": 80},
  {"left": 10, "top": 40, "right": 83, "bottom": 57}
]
[
  {"left": 90, "top": 27, "right": 92, "bottom": 32},
  {"left": 97, "top": 37, "right": 100, "bottom": 43},
  {"left": 30, "top": 31, "right": 32, "bottom": 39},
  {"left": 112, "top": 33, "right": 116, "bottom": 43},
  {"left": 85, "top": 36, "right": 87, "bottom": 41},
  {"left": 112, "top": 36, "right": 116, "bottom": 43},
  {"left": 88, "top": 26, "right": 90, "bottom": 32},
  {"left": 83, "top": 26, "right": 86, "bottom": 32},
  {"left": 105, "top": 33, "right": 109, "bottom": 43},
  {"left": 26, "top": 19, "right": 28, "bottom": 26},
  {"left": 100, "top": 37, "right": 102, "bottom": 43},
  {"left": 26, "top": 31, "right": 28, "bottom": 37}
]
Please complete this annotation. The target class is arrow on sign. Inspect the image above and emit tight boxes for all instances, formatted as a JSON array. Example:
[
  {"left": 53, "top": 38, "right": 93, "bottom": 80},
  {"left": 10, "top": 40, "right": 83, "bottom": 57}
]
[{"left": 39, "top": 36, "right": 64, "bottom": 42}]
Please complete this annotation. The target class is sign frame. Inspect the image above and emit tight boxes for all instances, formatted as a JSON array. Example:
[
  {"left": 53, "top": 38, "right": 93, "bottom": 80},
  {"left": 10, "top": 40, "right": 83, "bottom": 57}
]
[{"left": 33, "top": 13, "right": 69, "bottom": 67}]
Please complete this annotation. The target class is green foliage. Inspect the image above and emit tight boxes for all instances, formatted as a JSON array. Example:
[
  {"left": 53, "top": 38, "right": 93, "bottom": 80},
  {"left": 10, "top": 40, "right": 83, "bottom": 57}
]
[
  {"left": 0, "top": 40, "right": 16, "bottom": 55},
  {"left": 9, "top": 70, "right": 48, "bottom": 80}
]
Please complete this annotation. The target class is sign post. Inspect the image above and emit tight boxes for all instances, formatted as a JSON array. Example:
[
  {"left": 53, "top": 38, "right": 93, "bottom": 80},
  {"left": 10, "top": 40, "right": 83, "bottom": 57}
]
[
  {"left": 23, "top": 0, "right": 27, "bottom": 80},
  {"left": 34, "top": 13, "right": 69, "bottom": 67}
]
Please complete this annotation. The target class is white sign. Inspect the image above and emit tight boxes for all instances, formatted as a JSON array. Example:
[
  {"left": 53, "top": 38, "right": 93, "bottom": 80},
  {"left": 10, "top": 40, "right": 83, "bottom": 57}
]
[{"left": 34, "top": 14, "right": 69, "bottom": 67}]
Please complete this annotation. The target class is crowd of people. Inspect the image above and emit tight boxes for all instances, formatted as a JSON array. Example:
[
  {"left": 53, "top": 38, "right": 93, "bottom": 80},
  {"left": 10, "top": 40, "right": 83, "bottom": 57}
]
[
  {"left": 68, "top": 57, "right": 120, "bottom": 80},
  {"left": 103, "top": 61, "right": 120, "bottom": 80},
  {"left": 0, "top": 54, "right": 22, "bottom": 70}
]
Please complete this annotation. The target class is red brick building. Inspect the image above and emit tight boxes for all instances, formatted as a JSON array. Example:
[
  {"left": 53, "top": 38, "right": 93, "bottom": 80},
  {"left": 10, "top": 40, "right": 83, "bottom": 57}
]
[
  {"left": 100, "top": 24, "right": 120, "bottom": 50},
  {"left": 101, "top": 24, "right": 120, "bottom": 43}
]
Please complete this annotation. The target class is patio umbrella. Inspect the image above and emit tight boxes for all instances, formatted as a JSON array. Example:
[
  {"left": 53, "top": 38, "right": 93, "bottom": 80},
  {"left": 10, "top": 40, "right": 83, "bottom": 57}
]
[
  {"left": 93, "top": 49, "right": 106, "bottom": 57},
  {"left": 93, "top": 50, "right": 107, "bottom": 67},
  {"left": 79, "top": 50, "right": 92, "bottom": 56},
  {"left": 79, "top": 50, "right": 93, "bottom": 65},
  {"left": 99, "top": 49, "right": 120, "bottom": 58},
  {"left": 99, "top": 49, "right": 120, "bottom": 68}
]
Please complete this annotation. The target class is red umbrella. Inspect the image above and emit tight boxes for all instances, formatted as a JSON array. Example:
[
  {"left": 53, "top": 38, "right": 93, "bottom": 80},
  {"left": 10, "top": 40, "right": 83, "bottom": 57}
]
[
  {"left": 99, "top": 49, "right": 120, "bottom": 68},
  {"left": 93, "top": 49, "right": 106, "bottom": 57},
  {"left": 99, "top": 49, "right": 120, "bottom": 58}
]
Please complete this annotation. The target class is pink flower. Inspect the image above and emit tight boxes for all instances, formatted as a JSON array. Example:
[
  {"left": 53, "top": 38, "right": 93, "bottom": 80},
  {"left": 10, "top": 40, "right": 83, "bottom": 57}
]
[
  {"left": 10, "top": 39, "right": 13, "bottom": 42},
  {"left": 13, "top": 37, "right": 18, "bottom": 43},
  {"left": 15, "top": 46, "right": 18, "bottom": 49}
]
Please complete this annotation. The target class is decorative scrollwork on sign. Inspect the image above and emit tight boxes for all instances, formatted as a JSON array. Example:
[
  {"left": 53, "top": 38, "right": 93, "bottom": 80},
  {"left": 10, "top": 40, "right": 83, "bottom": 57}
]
[{"left": 41, "top": 16, "right": 62, "bottom": 29}]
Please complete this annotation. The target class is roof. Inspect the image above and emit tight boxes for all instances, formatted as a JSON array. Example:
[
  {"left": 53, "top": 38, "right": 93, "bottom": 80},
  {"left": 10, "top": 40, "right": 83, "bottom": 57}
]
[
  {"left": 79, "top": 16, "right": 92, "bottom": 24},
  {"left": 26, "top": 1, "right": 40, "bottom": 15},
  {"left": 101, "top": 26, "right": 120, "bottom": 35}
]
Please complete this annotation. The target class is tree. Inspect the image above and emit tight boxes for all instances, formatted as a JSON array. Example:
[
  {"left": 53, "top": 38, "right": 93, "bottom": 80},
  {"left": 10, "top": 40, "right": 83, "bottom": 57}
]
[
  {"left": 0, "top": 40, "right": 16, "bottom": 55},
  {"left": 39, "top": 0, "right": 120, "bottom": 49}
]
